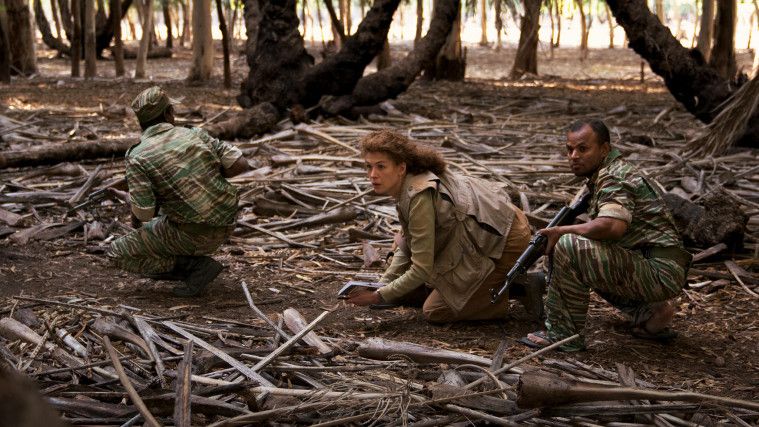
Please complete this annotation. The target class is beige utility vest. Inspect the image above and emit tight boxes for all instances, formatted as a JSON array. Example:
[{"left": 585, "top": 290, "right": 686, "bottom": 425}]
[{"left": 396, "top": 171, "right": 517, "bottom": 313}]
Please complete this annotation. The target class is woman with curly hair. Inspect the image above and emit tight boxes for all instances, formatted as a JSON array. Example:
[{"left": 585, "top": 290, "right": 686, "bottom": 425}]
[{"left": 347, "top": 130, "right": 536, "bottom": 323}]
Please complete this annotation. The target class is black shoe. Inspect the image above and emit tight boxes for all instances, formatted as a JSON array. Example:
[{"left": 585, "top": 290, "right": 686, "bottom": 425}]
[
  {"left": 172, "top": 256, "right": 223, "bottom": 297},
  {"left": 145, "top": 270, "right": 186, "bottom": 281}
]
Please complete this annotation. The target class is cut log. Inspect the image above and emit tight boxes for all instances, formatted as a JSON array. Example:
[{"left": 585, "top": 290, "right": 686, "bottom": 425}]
[
  {"left": 0, "top": 139, "right": 133, "bottom": 169},
  {"left": 357, "top": 337, "right": 491, "bottom": 366},
  {"left": 204, "top": 102, "right": 279, "bottom": 139}
]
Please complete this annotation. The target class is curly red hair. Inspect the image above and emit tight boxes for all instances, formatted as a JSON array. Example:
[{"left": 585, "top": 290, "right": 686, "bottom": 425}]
[{"left": 359, "top": 130, "right": 446, "bottom": 175}]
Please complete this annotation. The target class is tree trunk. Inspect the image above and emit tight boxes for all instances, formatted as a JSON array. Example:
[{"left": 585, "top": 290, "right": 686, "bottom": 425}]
[
  {"left": 242, "top": 0, "right": 260, "bottom": 67},
  {"left": 696, "top": 0, "right": 713, "bottom": 62},
  {"left": 547, "top": 0, "right": 554, "bottom": 56},
  {"left": 494, "top": 0, "right": 502, "bottom": 51},
  {"left": 479, "top": 0, "right": 487, "bottom": 46},
  {"left": 604, "top": 1, "right": 613, "bottom": 48},
  {"left": 415, "top": 0, "right": 422, "bottom": 44},
  {"left": 58, "top": 0, "right": 73, "bottom": 39},
  {"left": 163, "top": 0, "right": 172, "bottom": 48},
  {"left": 295, "top": 0, "right": 401, "bottom": 107},
  {"left": 0, "top": 0, "right": 10, "bottom": 83},
  {"left": 135, "top": 0, "right": 152, "bottom": 78},
  {"left": 322, "top": 0, "right": 459, "bottom": 115},
  {"left": 708, "top": 0, "right": 736, "bottom": 79},
  {"left": 323, "top": 0, "right": 345, "bottom": 44},
  {"left": 339, "top": 0, "right": 350, "bottom": 35},
  {"left": 93, "top": 0, "right": 133, "bottom": 56},
  {"left": 574, "top": 0, "right": 588, "bottom": 60},
  {"left": 6, "top": 0, "right": 37, "bottom": 75},
  {"left": 72, "top": 0, "right": 82, "bottom": 76},
  {"left": 187, "top": 0, "right": 214, "bottom": 81},
  {"left": 236, "top": 0, "right": 313, "bottom": 109},
  {"left": 554, "top": 0, "right": 560, "bottom": 47},
  {"left": 606, "top": 0, "right": 757, "bottom": 145},
  {"left": 215, "top": 0, "right": 231, "bottom": 88},
  {"left": 112, "top": 0, "right": 124, "bottom": 75},
  {"left": 376, "top": 37, "right": 391, "bottom": 69},
  {"left": 654, "top": 0, "right": 663, "bottom": 21},
  {"left": 84, "top": 0, "right": 97, "bottom": 77},
  {"left": 427, "top": 1, "right": 464, "bottom": 81},
  {"left": 34, "top": 0, "right": 72, "bottom": 55},
  {"left": 50, "top": 0, "right": 63, "bottom": 42},
  {"left": 510, "top": 0, "right": 539, "bottom": 79},
  {"left": 178, "top": 0, "right": 187, "bottom": 45}
]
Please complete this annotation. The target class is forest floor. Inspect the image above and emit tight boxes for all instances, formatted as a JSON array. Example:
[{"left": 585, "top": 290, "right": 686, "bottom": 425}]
[{"left": 1, "top": 41, "right": 758, "bottom": 413}]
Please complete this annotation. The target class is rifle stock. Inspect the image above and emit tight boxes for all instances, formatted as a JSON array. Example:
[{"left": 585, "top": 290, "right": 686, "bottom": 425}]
[{"left": 490, "top": 192, "right": 591, "bottom": 304}]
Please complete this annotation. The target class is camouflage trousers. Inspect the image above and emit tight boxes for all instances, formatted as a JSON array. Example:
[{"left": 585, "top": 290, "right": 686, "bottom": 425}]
[
  {"left": 107, "top": 215, "right": 231, "bottom": 275},
  {"left": 545, "top": 234, "right": 685, "bottom": 351}
]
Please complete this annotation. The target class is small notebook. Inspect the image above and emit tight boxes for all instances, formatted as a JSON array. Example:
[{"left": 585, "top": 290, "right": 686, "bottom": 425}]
[{"left": 337, "top": 281, "right": 384, "bottom": 298}]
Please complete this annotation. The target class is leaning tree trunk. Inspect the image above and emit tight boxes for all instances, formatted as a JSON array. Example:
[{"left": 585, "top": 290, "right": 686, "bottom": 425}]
[
  {"left": 6, "top": 0, "right": 37, "bottom": 75},
  {"left": 135, "top": 0, "right": 152, "bottom": 78},
  {"left": 187, "top": 0, "right": 214, "bottom": 81},
  {"left": 708, "top": 0, "right": 736, "bottom": 80},
  {"left": 696, "top": 0, "right": 714, "bottom": 62},
  {"left": 84, "top": 0, "right": 97, "bottom": 78},
  {"left": 34, "top": 0, "right": 71, "bottom": 55},
  {"left": 0, "top": 0, "right": 10, "bottom": 83},
  {"left": 606, "top": 0, "right": 757, "bottom": 146},
  {"left": 510, "top": 0, "right": 540, "bottom": 79},
  {"left": 321, "top": 0, "right": 460, "bottom": 115},
  {"left": 295, "top": 0, "right": 401, "bottom": 107},
  {"left": 427, "top": 1, "right": 464, "bottom": 81}
]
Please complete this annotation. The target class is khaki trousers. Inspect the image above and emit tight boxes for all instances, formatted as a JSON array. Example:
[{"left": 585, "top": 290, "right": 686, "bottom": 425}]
[{"left": 422, "top": 210, "right": 531, "bottom": 323}]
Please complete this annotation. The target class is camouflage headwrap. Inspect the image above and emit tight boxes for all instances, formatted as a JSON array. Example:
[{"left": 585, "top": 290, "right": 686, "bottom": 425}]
[{"left": 131, "top": 86, "right": 176, "bottom": 124}]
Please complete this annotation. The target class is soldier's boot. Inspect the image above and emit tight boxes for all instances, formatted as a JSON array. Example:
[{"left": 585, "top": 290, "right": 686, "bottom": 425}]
[
  {"left": 172, "top": 256, "right": 223, "bottom": 297},
  {"left": 145, "top": 267, "right": 187, "bottom": 281},
  {"left": 509, "top": 272, "right": 546, "bottom": 322}
]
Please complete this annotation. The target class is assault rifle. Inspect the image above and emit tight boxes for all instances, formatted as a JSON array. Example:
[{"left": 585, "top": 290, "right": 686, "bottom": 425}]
[
  {"left": 68, "top": 177, "right": 128, "bottom": 213},
  {"left": 490, "top": 191, "right": 592, "bottom": 304}
]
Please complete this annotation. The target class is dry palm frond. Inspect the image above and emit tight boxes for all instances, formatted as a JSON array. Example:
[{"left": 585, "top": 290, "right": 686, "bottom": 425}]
[{"left": 684, "top": 74, "right": 759, "bottom": 158}]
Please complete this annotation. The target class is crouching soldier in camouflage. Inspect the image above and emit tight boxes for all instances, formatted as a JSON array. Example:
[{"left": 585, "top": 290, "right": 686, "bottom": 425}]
[
  {"left": 521, "top": 119, "right": 691, "bottom": 352},
  {"left": 107, "top": 86, "right": 250, "bottom": 296}
]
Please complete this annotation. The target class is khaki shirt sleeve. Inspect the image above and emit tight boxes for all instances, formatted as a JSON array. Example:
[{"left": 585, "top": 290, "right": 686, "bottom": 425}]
[{"left": 377, "top": 190, "right": 435, "bottom": 302}]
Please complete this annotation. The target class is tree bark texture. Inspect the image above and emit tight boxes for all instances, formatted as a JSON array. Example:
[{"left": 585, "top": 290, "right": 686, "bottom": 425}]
[
  {"left": 112, "top": 0, "right": 125, "bottom": 75},
  {"left": 72, "top": 0, "right": 82, "bottom": 76},
  {"left": 415, "top": 0, "right": 422, "bottom": 43},
  {"left": 510, "top": 0, "right": 539, "bottom": 79},
  {"left": 242, "top": 0, "right": 260, "bottom": 68},
  {"left": 50, "top": 0, "right": 63, "bottom": 42},
  {"left": 163, "top": 0, "right": 172, "bottom": 48},
  {"left": 187, "top": 0, "right": 214, "bottom": 81},
  {"left": 427, "top": 3, "right": 464, "bottom": 81},
  {"left": 494, "top": 0, "right": 501, "bottom": 51},
  {"left": 6, "top": 0, "right": 36, "bottom": 75},
  {"left": 0, "top": 0, "right": 10, "bottom": 83},
  {"left": 708, "top": 0, "right": 736, "bottom": 79},
  {"left": 34, "top": 0, "right": 71, "bottom": 55},
  {"left": 376, "top": 38, "right": 391, "bottom": 69},
  {"left": 322, "top": 0, "right": 460, "bottom": 115},
  {"left": 0, "top": 139, "right": 134, "bottom": 169},
  {"left": 135, "top": 0, "right": 152, "bottom": 78},
  {"left": 696, "top": 0, "right": 713, "bottom": 61},
  {"left": 84, "top": 0, "right": 97, "bottom": 78},
  {"left": 215, "top": 0, "right": 231, "bottom": 88},
  {"left": 236, "top": 0, "right": 313, "bottom": 109},
  {"left": 295, "top": 0, "right": 401, "bottom": 107},
  {"left": 607, "top": 0, "right": 735, "bottom": 123}
]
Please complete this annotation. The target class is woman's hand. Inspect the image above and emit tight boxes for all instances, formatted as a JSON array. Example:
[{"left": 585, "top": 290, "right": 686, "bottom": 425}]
[{"left": 346, "top": 289, "right": 382, "bottom": 306}]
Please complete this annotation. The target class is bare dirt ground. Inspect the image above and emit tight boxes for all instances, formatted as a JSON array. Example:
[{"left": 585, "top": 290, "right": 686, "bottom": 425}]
[{"left": 1, "top": 41, "right": 758, "bottom": 412}]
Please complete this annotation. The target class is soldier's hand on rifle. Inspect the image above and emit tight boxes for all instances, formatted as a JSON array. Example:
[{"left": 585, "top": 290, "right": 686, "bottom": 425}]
[
  {"left": 537, "top": 226, "right": 567, "bottom": 255},
  {"left": 346, "top": 289, "right": 382, "bottom": 306},
  {"left": 106, "top": 188, "right": 129, "bottom": 203}
]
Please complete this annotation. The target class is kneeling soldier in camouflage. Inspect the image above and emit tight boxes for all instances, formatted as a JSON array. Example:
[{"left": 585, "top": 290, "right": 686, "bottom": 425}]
[
  {"left": 522, "top": 119, "right": 691, "bottom": 352},
  {"left": 107, "top": 86, "right": 249, "bottom": 296}
]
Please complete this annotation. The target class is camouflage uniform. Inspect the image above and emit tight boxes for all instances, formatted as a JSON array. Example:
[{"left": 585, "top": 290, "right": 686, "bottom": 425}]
[
  {"left": 107, "top": 88, "right": 242, "bottom": 275},
  {"left": 545, "top": 148, "right": 690, "bottom": 351}
]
